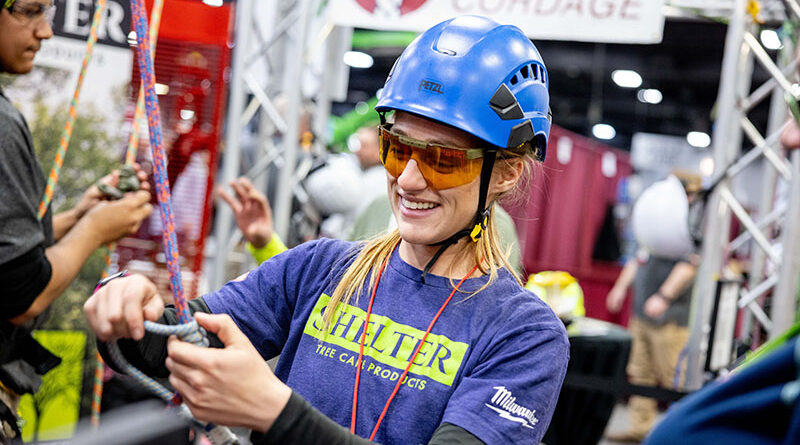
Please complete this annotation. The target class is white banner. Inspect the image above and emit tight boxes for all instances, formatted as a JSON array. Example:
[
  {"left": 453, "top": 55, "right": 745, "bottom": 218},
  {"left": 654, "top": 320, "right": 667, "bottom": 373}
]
[{"left": 327, "top": 0, "right": 666, "bottom": 44}]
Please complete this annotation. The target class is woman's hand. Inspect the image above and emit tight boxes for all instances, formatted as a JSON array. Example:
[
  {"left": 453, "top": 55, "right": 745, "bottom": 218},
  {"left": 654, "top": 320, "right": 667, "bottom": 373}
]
[
  {"left": 165, "top": 312, "right": 292, "bottom": 432},
  {"left": 84, "top": 274, "right": 165, "bottom": 341}
]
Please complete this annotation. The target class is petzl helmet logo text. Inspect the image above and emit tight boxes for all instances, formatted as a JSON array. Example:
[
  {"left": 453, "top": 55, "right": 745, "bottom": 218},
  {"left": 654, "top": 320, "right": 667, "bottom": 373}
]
[
  {"left": 419, "top": 79, "right": 444, "bottom": 94},
  {"left": 484, "top": 386, "right": 539, "bottom": 429}
]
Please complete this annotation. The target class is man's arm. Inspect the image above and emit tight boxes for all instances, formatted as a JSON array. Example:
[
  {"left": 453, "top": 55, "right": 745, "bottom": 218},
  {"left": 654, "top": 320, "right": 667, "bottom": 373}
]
[
  {"left": 52, "top": 208, "right": 82, "bottom": 241},
  {"left": 643, "top": 260, "right": 697, "bottom": 319},
  {"left": 51, "top": 167, "right": 150, "bottom": 241},
  {"left": 8, "top": 192, "right": 152, "bottom": 324},
  {"left": 606, "top": 257, "right": 639, "bottom": 313}
]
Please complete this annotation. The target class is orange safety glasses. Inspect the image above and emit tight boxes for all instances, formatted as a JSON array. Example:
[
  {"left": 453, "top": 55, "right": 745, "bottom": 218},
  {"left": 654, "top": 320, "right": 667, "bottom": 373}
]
[{"left": 378, "top": 125, "right": 488, "bottom": 190}]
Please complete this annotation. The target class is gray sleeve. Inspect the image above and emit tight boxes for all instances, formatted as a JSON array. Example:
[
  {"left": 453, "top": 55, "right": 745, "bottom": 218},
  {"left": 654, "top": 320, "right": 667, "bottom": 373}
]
[{"left": 0, "top": 97, "right": 48, "bottom": 264}]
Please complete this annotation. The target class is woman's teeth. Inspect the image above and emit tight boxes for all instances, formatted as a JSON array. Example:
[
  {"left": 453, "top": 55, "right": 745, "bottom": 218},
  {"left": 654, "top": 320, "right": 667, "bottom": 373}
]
[{"left": 402, "top": 198, "right": 437, "bottom": 210}]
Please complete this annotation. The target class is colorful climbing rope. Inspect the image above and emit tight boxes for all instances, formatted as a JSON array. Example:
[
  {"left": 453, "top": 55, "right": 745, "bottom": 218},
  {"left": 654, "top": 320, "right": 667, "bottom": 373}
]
[
  {"left": 126, "top": 0, "right": 164, "bottom": 166},
  {"left": 90, "top": 0, "right": 164, "bottom": 425},
  {"left": 130, "top": 0, "right": 190, "bottom": 323},
  {"left": 37, "top": 0, "right": 106, "bottom": 220}
]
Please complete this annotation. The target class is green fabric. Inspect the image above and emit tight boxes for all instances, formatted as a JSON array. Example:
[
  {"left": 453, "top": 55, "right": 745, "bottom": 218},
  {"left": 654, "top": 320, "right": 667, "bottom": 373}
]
[
  {"left": 247, "top": 234, "right": 289, "bottom": 265},
  {"left": 348, "top": 195, "right": 393, "bottom": 241},
  {"left": 348, "top": 196, "right": 523, "bottom": 274}
]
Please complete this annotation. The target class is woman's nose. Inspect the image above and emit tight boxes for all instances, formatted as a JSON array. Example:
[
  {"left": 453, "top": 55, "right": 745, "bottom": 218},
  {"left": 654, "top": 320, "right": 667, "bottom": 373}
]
[{"left": 397, "top": 159, "right": 428, "bottom": 191}]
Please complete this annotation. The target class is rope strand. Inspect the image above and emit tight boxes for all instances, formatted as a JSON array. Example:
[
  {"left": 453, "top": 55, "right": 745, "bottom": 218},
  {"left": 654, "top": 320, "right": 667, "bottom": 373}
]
[{"left": 37, "top": 0, "right": 106, "bottom": 219}]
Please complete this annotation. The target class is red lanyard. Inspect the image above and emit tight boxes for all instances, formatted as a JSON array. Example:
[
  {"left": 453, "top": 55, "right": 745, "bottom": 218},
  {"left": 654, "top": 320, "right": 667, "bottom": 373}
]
[{"left": 350, "top": 250, "right": 480, "bottom": 440}]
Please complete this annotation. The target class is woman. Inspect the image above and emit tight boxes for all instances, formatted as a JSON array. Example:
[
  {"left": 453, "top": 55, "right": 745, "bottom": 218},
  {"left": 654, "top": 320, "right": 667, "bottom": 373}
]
[{"left": 85, "top": 15, "right": 568, "bottom": 445}]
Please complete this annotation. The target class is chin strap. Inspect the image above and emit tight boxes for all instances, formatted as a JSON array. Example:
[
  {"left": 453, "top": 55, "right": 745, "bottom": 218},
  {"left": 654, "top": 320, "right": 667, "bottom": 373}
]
[{"left": 421, "top": 150, "right": 497, "bottom": 284}]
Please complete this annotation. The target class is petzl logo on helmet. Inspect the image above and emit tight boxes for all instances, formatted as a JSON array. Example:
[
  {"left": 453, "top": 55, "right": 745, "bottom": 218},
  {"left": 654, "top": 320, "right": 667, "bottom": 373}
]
[{"left": 419, "top": 79, "right": 444, "bottom": 94}]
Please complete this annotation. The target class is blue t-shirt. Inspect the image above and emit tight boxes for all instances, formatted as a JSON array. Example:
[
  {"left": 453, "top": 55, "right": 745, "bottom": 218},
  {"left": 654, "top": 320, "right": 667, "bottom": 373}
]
[{"left": 204, "top": 238, "right": 569, "bottom": 445}]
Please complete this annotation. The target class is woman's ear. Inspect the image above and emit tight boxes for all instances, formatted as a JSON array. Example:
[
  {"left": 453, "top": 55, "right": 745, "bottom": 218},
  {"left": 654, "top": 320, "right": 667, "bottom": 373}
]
[{"left": 490, "top": 157, "right": 524, "bottom": 196}]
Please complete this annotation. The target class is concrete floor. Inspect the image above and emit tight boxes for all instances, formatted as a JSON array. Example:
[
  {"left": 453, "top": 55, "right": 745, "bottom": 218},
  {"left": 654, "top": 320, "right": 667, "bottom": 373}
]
[{"left": 596, "top": 403, "right": 665, "bottom": 445}]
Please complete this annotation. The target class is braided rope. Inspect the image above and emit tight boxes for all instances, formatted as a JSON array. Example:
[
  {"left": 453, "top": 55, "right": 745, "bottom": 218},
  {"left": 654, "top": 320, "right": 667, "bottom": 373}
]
[
  {"left": 37, "top": 0, "right": 106, "bottom": 219},
  {"left": 106, "top": 322, "right": 238, "bottom": 445},
  {"left": 130, "top": 0, "right": 190, "bottom": 323},
  {"left": 99, "top": 2, "right": 238, "bottom": 443},
  {"left": 90, "top": 0, "right": 164, "bottom": 425},
  {"left": 126, "top": 0, "right": 164, "bottom": 165}
]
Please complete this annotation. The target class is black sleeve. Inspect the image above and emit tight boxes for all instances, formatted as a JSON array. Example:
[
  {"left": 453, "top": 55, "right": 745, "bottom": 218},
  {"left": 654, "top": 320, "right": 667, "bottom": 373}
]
[
  {"left": 0, "top": 245, "right": 52, "bottom": 319},
  {"left": 250, "top": 392, "right": 485, "bottom": 445},
  {"left": 97, "top": 297, "right": 221, "bottom": 377}
]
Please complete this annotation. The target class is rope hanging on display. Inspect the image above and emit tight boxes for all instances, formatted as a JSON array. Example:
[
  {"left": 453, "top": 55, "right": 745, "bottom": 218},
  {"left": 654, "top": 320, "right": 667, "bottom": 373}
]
[
  {"left": 129, "top": 0, "right": 189, "bottom": 323},
  {"left": 99, "top": 1, "right": 239, "bottom": 443},
  {"left": 125, "top": 0, "right": 165, "bottom": 165},
  {"left": 37, "top": 0, "right": 106, "bottom": 220},
  {"left": 90, "top": 0, "right": 165, "bottom": 427}
]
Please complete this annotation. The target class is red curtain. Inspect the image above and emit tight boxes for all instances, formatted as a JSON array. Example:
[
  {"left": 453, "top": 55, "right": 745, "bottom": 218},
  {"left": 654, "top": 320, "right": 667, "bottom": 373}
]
[{"left": 506, "top": 126, "right": 633, "bottom": 324}]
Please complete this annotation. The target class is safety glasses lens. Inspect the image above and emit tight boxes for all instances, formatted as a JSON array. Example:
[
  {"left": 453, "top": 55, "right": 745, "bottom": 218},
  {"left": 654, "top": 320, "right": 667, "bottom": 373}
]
[{"left": 378, "top": 126, "right": 484, "bottom": 189}]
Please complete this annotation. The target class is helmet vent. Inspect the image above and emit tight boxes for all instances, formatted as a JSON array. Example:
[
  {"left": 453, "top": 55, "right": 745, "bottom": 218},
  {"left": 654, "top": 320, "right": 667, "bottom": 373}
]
[
  {"left": 490, "top": 84, "right": 524, "bottom": 120},
  {"left": 520, "top": 65, "right": 530, "bottom": 79},
  {"left": 510, "top": 75, "right": 519, "bottom": 86}
]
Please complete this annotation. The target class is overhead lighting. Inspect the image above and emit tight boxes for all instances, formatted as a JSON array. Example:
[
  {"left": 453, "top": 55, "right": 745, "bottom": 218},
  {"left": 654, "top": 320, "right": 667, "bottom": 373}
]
[
  {"left": 180, "top": 109, "right": 195, "bottom": 121},
  {"left": 155, "top": 83, "right": 169, "bottom": 95},
  {"left": 202, "top": 0, "right": 223, "bottom": 6},
  {"left": 760, "top": 29, "right": 782, "bottom": 50},
  {"left": 687, "top": 131, "right": 711, "bottom": 148},
  {"left": 637, "top": 88, "right": 662, "bottom": 104},
  {"left": 700, "top": 157, "right": 715, "bottom": 177},
  {"left": 592, "top": 123, "right": 616, "bottom": 140},
  {"left": 343, "top": 51, "right": 374, "bottom": 69},
  {"left": 611, "top": 69, "right": 642, "bottom": 88}
]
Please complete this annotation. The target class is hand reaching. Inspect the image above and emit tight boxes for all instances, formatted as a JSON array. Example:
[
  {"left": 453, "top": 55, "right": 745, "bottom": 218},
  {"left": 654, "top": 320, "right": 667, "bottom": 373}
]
[
  {"left": 84, "top": 274, "right": 165, "bottom": 341},
  {"left": 165, "top": 313, "right": 291, "bottom": 432},
  {"left": 218, "top": 177, "right": 273, "bottom": 248}
]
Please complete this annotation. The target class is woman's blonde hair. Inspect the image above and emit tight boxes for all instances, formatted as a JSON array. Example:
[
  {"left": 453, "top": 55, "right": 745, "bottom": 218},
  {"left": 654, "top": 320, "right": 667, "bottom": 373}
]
[{"left": 320, "top": 144, "right": 541, "bottom": 330}]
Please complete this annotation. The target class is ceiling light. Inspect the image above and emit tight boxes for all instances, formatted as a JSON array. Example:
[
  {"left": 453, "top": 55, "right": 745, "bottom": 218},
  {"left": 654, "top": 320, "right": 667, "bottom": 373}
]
[
  {"left": 637, "top": 88, "right": 662, "bottom": 104},
  {"left": 700, "top": 157, "right": 715, "bottom": 177},
  {"left": 180, "top": 109, "right": 195, "bottom": 120},
  {"left": 343, "top": 51, "right": 374, "bottom": 69},
  {"left": 760, "top": 29, "right": 782, "bottom": 50},
  {"left": 155, "top": 83, "right": 169, "bottom": 95},
  {"left": 202, "top": 0, "right": 223, "bottom": 6},
  {"left": 592, "top": 123, "right": 616, "bottom": 140},
  {"left": 611, "top": 70, "right": 642, "bottom": 88},
  {"left": 687, "top": 131, "right": 711, "bottom": 148}
]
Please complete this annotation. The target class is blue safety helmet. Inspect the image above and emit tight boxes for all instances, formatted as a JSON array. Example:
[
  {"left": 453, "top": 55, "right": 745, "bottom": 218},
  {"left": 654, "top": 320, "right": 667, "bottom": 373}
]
[
  {"left": 376, "top": 16, "right": 551, "bottom": 282},
  {"left": 376, "top": 15, "right": 551, "bottom": 161}
]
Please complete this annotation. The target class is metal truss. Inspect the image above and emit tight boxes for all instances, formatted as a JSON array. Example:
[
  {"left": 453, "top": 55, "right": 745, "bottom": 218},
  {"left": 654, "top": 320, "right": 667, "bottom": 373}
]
[
  {"left": 208, "top": 0, "right": 352, "bottom": 289},
  {"left": 684, "top": 0, "right": 800, "bottom": 389}
]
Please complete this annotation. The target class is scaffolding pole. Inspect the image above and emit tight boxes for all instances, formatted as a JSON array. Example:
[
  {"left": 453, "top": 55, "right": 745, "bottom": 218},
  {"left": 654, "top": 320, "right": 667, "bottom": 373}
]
[
  {"left": 685, "top": 0, "right": 800, "bottom": 389},
  {"left": 208, "top": 0, "right": 350, "bottom": 289}
]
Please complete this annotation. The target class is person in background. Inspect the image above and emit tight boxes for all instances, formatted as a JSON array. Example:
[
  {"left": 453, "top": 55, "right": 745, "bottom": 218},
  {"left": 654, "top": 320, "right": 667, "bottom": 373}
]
[
  {"left": 85, "top": 16, "right": 567, "bottom": 445},
  {"left": 0, "top": 0, "right": 152, "bottom": 441},
  {"left": 605, "top": 172, "right": 702, "bottom": 443}
]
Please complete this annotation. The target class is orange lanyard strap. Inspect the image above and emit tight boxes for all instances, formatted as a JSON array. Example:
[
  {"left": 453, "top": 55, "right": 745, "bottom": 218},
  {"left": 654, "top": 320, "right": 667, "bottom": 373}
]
[{"left": 350, "top": 249, "right": 480, "bottom": 440}]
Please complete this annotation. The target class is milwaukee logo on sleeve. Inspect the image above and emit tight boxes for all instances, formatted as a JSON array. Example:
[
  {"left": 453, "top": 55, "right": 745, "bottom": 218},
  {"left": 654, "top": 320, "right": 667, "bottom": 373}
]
[{"left": 484, "top": 386, "right": 539, "bottom": 429}]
